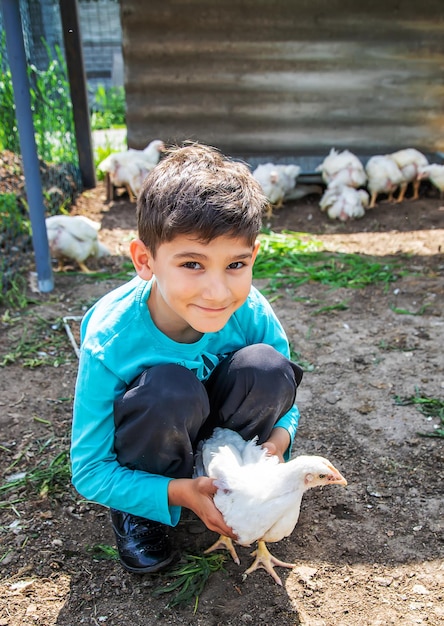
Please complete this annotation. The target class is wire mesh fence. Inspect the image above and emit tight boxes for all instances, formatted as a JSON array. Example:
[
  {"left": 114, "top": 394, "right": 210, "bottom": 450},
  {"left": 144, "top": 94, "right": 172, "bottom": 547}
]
[{"left": 0, "top": 0, "right": 123, "bottom": 303}]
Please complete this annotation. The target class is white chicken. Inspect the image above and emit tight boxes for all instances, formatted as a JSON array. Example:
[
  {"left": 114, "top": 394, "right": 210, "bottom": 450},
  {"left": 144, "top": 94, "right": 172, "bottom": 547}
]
[
  {"left": 388, "top": 148, "right": 428, "bottom": 202},
  {"left": 195, "top": 428, "right": 347, "bottom": 585},
  {"left": 98, "top": 139, "right": 165, "bottom": 202},
  {"left": 365, "top": 155, "right": 404, "bottom": 208},
  {"left": 46, "top": 215, "right": 110, "bottom": 273},
  {"left": 252, "top": 163, "right": 301, "bottom": 218},
  {"left": 316, "top": 148, "right": 367, "bottom": 189},
  {"left": 319, "top": 184, "right": 369, "bottom": 221},
  {"left": 418, "top": 163, "right": 444, "bottom": 198}
]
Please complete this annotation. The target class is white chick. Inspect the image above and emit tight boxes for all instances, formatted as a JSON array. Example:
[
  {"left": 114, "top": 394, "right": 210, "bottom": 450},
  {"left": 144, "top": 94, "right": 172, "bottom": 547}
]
[
  {"left": 46, "top": 215, "right": 110, "bottom": 273},
  {"left": 319, "top": 185, "right": 369, "bottom": 221},
  {"left": 365, "top": 155, "right": 404, "bottom": 208},
  {"left": 98, "top": 139, "right": 165, "bottom": 201},
  {"left": 252, "top": 163, "right": 301, "bottom": 218},
  {"left": 316, "top": 148, "right": 367, "bottom": 188},
  {"left": 195, "top": 428, "right": 347, "bottom": 585},
  {"left": 388, "top": 148, "right": 428, "bottom": 202},
  {"left": 418, "top": 163, "right": 444, "bottom": 198}
]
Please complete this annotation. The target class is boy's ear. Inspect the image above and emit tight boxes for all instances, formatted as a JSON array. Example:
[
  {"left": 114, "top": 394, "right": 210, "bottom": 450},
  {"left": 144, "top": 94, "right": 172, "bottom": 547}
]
[
  {"left": 251, "top": 240, "right": 260, "bottom": 264},
  {"left": 130, "top": 239, "right": 154, "bottom": 280}
]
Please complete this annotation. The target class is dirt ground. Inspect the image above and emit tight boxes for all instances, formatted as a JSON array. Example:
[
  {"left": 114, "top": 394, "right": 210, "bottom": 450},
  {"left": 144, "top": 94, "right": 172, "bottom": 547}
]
[{"left": 0, "top": 180, "right": 443, "bottom": 626}]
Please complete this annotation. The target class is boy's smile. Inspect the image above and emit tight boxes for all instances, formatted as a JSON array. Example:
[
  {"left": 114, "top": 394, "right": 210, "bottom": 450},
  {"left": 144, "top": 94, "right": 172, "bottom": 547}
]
[{"left": 133, "top": 234, "right": 260, "bottom": 343}]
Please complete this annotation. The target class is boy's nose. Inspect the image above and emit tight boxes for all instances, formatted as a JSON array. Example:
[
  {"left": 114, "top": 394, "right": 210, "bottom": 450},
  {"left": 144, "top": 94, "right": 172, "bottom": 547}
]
[{"left": 201, "top": 276, "right": 230, "bottom": 302}]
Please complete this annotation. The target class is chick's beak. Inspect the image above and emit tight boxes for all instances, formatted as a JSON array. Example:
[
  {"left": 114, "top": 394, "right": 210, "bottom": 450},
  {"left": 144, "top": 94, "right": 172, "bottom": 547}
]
[{"left": 327, "top": 464, "right": 347, "bottom": 486}]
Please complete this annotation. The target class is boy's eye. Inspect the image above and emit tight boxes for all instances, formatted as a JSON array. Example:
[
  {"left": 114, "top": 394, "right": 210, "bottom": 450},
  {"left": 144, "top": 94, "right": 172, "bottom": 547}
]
[
  {"left": 182, "top": 261, "right": 202, "bottom": 270},
  {"left": 227, "top": 261, "right": 245, "bottom": 270}
]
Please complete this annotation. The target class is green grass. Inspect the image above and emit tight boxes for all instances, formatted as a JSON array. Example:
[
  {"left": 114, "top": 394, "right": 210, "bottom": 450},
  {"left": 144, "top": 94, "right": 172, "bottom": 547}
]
[
  {"left": 0, "top": 315, "right": 75, "bottom": 368},
  {"left": 0, "top": 274, "right": 31, "bottom": 309},
  {"left": 389, "top": 304, "right": 431, "bottom": 316},
  {"left": 289, "top": 345, "right": 314, "bottom": 372},
  {"left": 154, "top": 553, "right": 226, "bottom": 611},
  {"left": 88, "top": 544, "right": 119, "bottom": 561},
  {"left": 311, "top": 300, "right": 349, "bottom": 315},
  {"left": 254, "top": 231, "right": 404, "bottom": 291},
  {"left": 56, "top": 260, "right": 136, "bottom": 283},
  {"left": 1, "top": 450, "right": 71, "bottom": 499},
  {"left": 394, "top": 391, "right": 444, "bottom": 438}
]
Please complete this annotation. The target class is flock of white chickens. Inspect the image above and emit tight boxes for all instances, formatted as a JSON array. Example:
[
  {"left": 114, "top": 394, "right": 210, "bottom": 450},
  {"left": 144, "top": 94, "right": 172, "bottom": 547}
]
[
  {"left": 254, "top": 147, "right": 444, "bottom": 222},
  {"left": 97, "top": 140, "right": 444, "bottom": 224},
  {"left": 45, "top": 140, "right": 444, "bottom": 273}
]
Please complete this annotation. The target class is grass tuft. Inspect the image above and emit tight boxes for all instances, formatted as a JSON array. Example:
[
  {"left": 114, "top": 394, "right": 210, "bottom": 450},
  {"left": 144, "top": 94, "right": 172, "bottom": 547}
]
[
  {"left": 1, "top": 450, "right": 71, "bottom": 498},
  {"left": 88, "top": 544, "right": 119, "bottom": 561},
  {"left": 154, "top": 553, "right": 226, "bottom": 611},
  {"left": 394, "top": 391, "right": 444, "bottom": 438}
]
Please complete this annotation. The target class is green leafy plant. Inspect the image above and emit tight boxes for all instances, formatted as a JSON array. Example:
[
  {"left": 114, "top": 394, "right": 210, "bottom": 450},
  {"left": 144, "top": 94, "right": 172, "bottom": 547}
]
[
  {"left": 29, "top": 43, "right": 78, "bottom": 164},
  {"left": 394, "top": 391, "right": 444, "bottom": 438},
  {"left": 91, "top": 84, "right": 126, "bottom": 130},
  {"left": 154, "top": 553, "right": 226, "bottom": 611},
  {"left": 0, "top": 33, "right": 20, "bottom": 153},
  {"left": 0, "top": 35, "right": 77, "bottom": 164}
]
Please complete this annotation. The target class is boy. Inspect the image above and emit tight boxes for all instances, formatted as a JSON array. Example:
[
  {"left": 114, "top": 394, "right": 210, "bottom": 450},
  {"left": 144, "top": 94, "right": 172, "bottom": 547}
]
[{"left": 71, "top": 143, "right": 303, "bottom": 574}]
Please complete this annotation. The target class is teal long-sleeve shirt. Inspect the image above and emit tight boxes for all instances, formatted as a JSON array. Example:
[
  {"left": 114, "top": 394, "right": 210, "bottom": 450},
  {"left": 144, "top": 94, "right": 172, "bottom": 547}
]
[{"left": 71, "top": 275, "right": 300, "bottom": 526}]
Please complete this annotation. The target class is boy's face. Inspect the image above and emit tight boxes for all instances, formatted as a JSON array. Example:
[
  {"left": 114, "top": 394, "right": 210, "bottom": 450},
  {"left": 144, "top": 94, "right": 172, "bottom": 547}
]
[{"left": 133, "top": 234, "right": 260, "bottom": 341}]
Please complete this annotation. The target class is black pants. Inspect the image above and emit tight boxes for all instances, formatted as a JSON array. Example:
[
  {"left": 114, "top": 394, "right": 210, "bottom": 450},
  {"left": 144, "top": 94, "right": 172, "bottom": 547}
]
[{"left": 114, "top": 343, "right": 302, "bottom": 479}]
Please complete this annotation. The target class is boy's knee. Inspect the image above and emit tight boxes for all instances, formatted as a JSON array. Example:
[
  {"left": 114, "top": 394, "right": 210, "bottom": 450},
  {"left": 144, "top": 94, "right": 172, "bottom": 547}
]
[
  {"left": 231, "top": 344, "right": 303, "bottom": 387},
  {"left": 135, "top": 364, "right": 205, "bottom": 400},
  {"left": 115, "top": 364, "right": 209, "bottom": 425}
]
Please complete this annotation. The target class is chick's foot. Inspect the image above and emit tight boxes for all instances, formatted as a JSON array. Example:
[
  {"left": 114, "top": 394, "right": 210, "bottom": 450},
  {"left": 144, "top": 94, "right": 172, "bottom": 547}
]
[
  {"left": 243, "top": 540, "right": 295, "bottom": 586},
  {"left": 204, "top": 534, "right": 240, "bottom": 565}
]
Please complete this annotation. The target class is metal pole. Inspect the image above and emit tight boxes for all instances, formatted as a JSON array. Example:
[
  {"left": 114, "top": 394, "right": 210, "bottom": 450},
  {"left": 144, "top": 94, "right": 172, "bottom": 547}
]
[
  {"left": 1, "top": 0, "right": 54, "bottom": 293},
  {"left": 59, "top": 0, "right": 96, "bottom": 189}
]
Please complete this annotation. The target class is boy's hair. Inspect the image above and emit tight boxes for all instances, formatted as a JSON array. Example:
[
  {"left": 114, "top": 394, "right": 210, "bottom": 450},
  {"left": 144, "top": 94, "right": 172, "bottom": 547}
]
[{"left": 136, "top": 143, "right": 268, "bottom": 255}]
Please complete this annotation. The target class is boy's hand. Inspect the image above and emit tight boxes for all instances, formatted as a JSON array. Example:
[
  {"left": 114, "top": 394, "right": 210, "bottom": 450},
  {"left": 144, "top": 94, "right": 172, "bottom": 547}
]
[
  {"left": 168, "top": 476, "right": 237, "bottom": 539},
  {"left": 262, "top": 426, "right": 291, "bottom": 463}
]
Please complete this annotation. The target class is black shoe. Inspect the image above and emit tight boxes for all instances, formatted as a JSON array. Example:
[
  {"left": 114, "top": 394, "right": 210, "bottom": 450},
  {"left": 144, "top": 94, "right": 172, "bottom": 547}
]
[{"left": 110, "top": 509, "right": 174, "bottom": 574}]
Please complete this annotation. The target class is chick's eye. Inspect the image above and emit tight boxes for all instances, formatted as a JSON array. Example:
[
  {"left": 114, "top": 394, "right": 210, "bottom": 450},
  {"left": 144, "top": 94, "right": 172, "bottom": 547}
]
[{"left": 319, "top": 474, "right": 326, "bottom": 479}]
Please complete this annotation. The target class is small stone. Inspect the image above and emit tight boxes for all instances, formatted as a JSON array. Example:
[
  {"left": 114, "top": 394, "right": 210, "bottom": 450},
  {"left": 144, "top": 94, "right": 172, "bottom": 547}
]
[
  {"left": 25, "top": 603, "right": 38, "bottom": 615},
  {"left": 412, "top": 584, "right": 429, "bottom": 595},
  {"left": 374, "top": 576, "right": 393, "bottom": 587},
  {"left": 325, "top": 392, "right": 341, "bottom": 405}
]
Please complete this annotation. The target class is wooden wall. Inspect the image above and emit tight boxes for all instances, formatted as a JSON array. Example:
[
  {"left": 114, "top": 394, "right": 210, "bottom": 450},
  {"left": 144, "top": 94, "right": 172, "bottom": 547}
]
[{"left": 120, "top": 0, "right": 444, "bottom": 161}]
